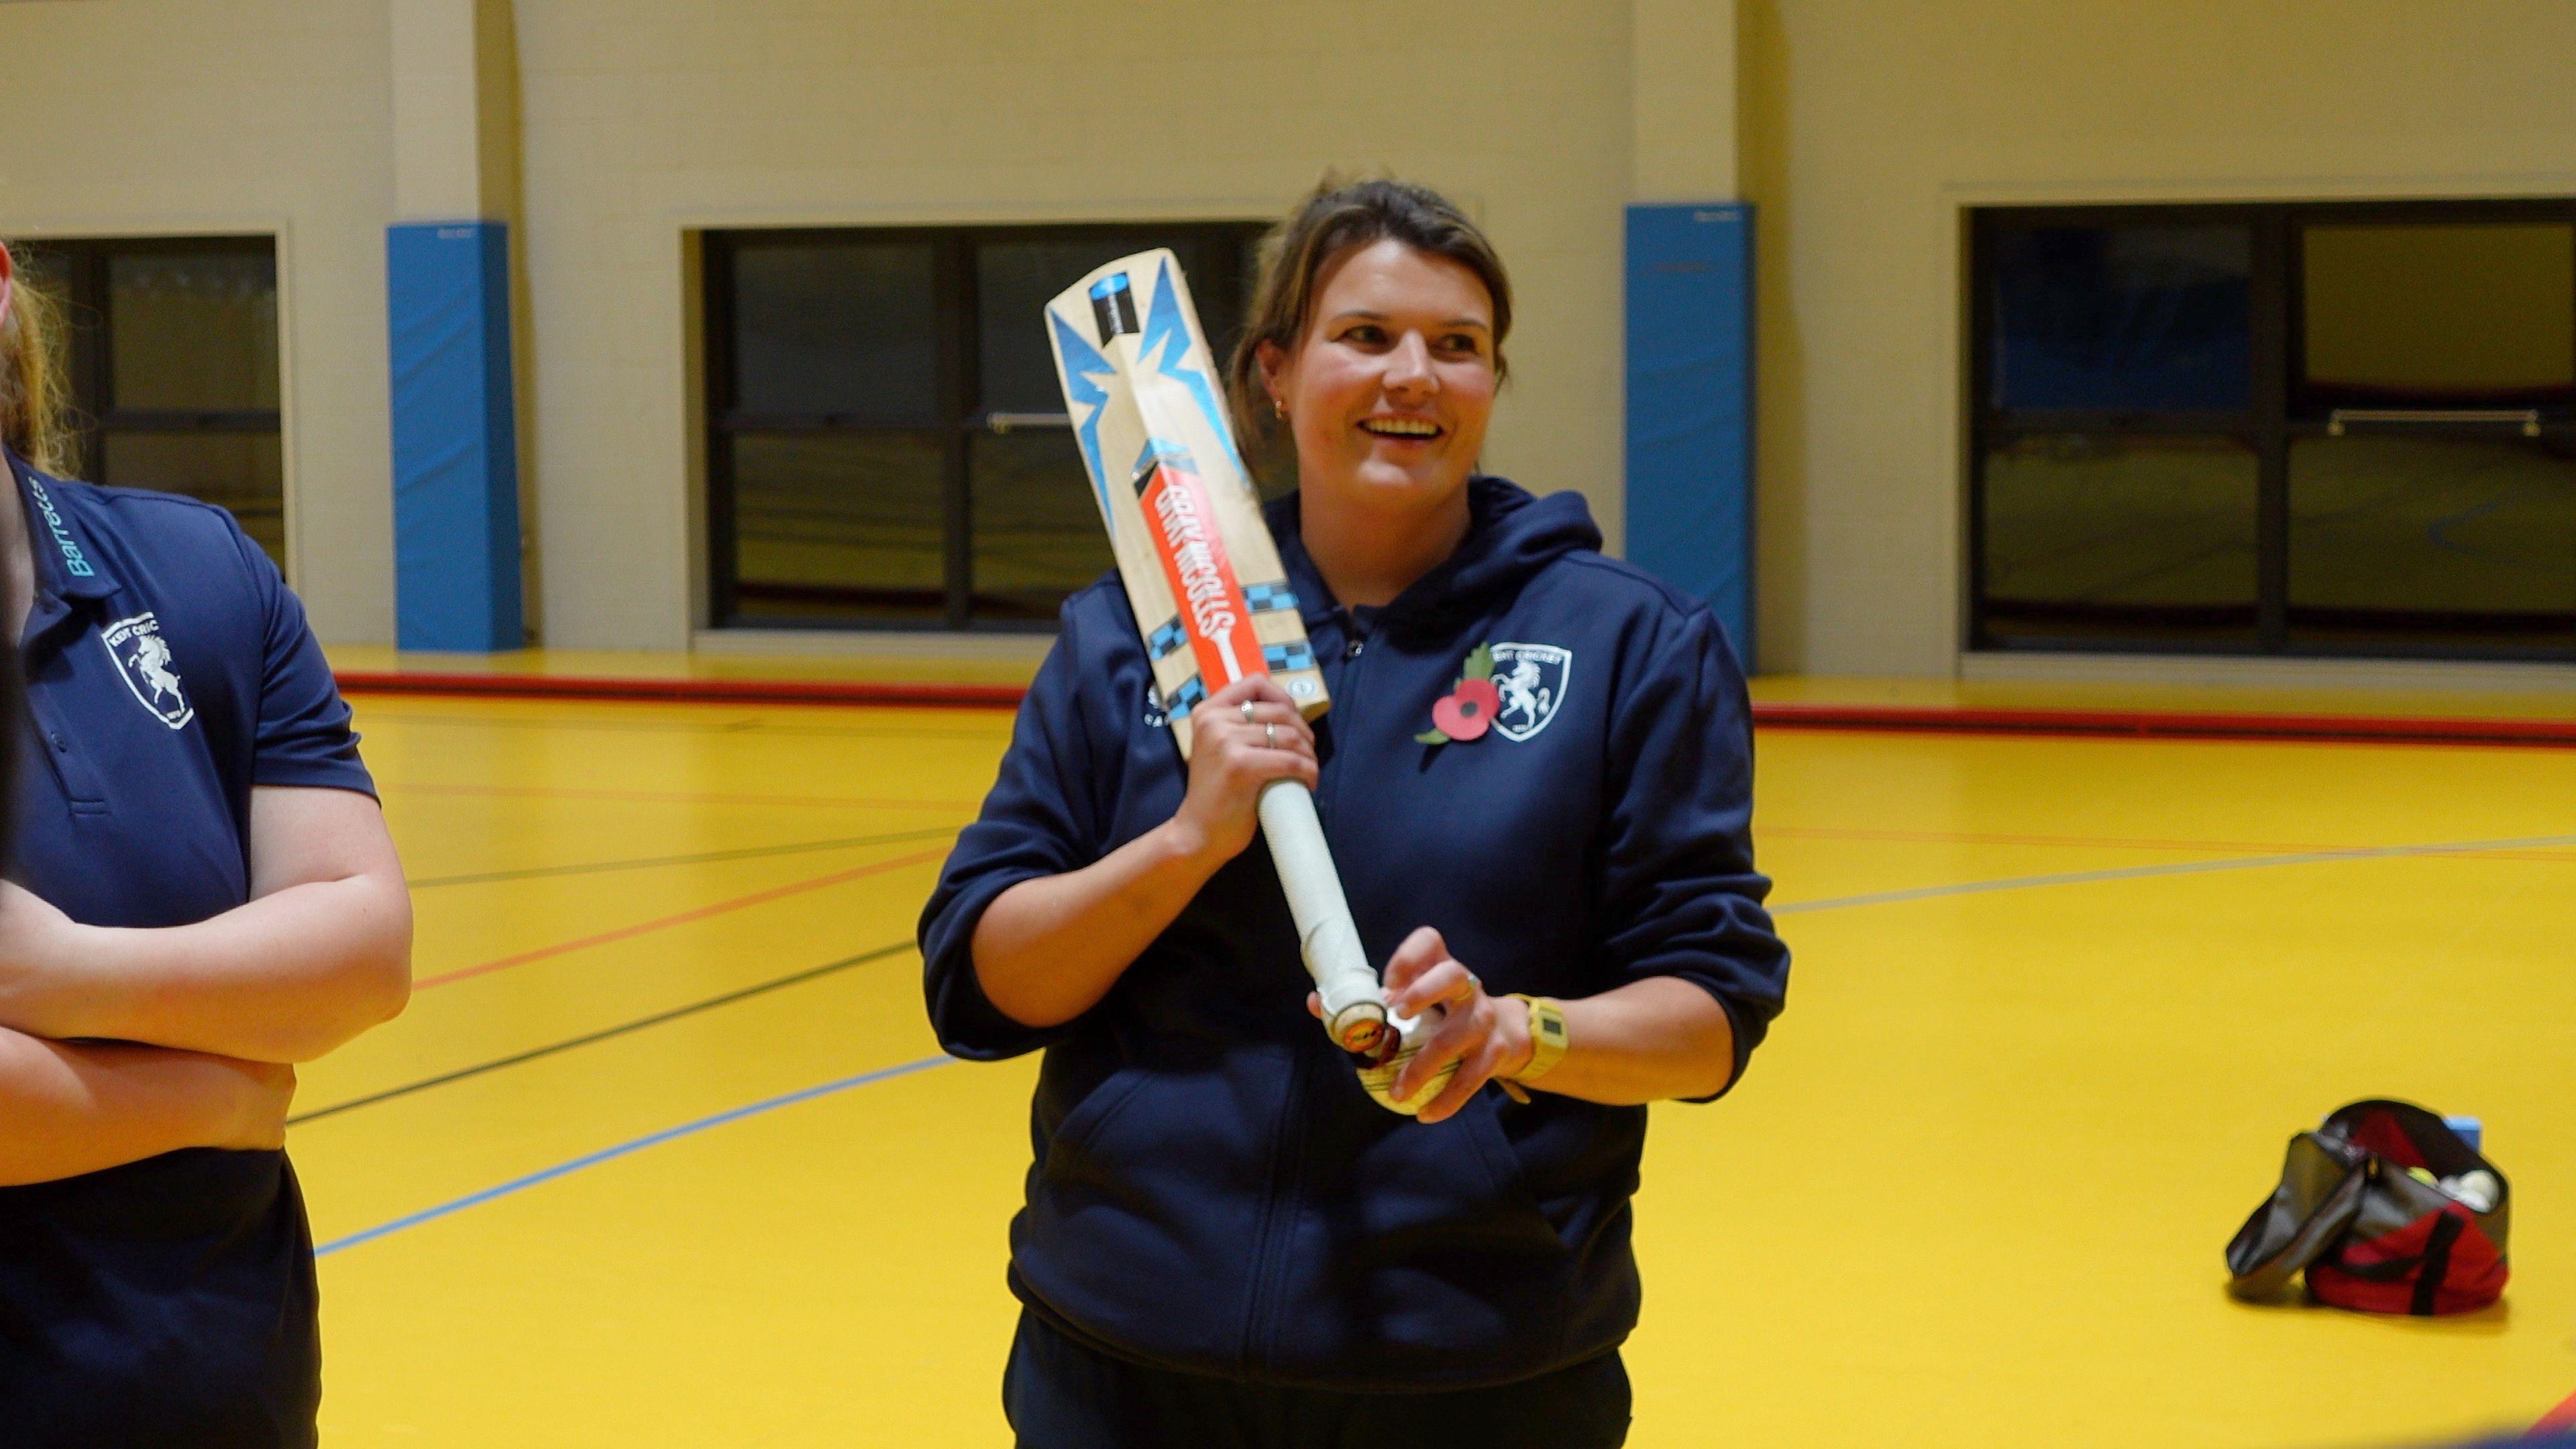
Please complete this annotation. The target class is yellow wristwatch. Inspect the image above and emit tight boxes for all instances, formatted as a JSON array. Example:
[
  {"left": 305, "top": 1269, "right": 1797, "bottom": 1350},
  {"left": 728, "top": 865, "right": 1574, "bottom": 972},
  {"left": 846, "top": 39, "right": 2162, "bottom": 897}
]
[{"left": 1497, "top": 995, "right": 1569, "bottom": 1104}]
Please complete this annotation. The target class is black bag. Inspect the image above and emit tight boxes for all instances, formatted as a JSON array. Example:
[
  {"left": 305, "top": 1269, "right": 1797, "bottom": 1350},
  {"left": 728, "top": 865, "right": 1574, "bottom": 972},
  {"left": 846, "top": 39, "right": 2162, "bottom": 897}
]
[{"left": 2226, "top": 1099, "right": 2508, "bottom": 1316}]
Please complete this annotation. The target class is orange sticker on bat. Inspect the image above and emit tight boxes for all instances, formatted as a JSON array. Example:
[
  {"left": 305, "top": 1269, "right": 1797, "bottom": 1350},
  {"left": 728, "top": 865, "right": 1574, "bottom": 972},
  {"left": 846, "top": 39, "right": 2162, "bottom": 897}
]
[{"left": 1137, "top": 447, "right": 1264, "bottom": 688}]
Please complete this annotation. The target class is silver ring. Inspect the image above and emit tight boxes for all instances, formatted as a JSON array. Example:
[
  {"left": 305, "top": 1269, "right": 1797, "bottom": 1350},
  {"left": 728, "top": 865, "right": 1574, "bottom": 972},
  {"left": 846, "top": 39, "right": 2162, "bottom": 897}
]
[
  {"left": 1265, "top": 722, "right": 1277, "bottom": 748},
  {"left": 1240, "top": 700, "right": 1258, "bottom": 722}
]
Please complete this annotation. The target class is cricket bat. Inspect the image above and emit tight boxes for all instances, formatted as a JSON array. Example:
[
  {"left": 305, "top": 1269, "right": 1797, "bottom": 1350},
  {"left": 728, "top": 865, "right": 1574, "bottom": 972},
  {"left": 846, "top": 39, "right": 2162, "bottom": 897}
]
[{"left": 1042, "top": 250, "right": 1397, "bottom": 1064}]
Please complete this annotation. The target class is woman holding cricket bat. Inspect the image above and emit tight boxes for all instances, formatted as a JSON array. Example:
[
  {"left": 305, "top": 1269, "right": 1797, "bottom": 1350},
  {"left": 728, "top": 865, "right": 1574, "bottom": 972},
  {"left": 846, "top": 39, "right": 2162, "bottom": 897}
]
[{"left": 922, "top": 178, "right": 1788, "bottom": 1448}]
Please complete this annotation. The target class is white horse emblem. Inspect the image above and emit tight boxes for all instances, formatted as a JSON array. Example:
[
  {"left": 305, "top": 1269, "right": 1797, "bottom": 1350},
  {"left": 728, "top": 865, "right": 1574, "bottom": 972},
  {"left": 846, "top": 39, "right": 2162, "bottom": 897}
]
[
  {"left": 101, "top": 612, "right": 195, "bottom": 729},
  {"left": 1488, "top": 642, "right": 1570, "bottom": 742}
]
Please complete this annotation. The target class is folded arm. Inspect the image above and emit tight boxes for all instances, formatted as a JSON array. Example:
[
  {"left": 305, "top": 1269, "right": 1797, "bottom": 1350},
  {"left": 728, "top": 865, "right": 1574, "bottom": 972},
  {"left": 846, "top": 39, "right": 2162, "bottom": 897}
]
[
  {"left": 0, "top": 1026, "right": 292, "bottom": 1186},
  {"left": 0, "top": 786, "right": 412, "bottom": 1062}
]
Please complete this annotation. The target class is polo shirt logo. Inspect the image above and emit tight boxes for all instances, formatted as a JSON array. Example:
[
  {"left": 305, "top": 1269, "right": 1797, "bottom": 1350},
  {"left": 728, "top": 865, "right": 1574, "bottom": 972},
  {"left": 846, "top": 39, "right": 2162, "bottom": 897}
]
[
  {"left": 1489, "top": 642, "right": 1571, "bottom": 742},
  {"left": 101, "top": 613, "right": 195, "bottom": 729},
  {"left": 23, "top": 476, "right": 95, "bottom": 578}
]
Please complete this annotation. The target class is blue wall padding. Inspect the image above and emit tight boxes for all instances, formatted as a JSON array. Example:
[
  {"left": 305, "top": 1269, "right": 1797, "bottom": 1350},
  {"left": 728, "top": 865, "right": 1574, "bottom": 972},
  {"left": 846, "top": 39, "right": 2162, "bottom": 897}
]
[
  {"left": 388, "top": 221, "right": 522, "bottom": 651},
  {"left": 1625, "top": 203, "right": 1755, "bottom": 670}
]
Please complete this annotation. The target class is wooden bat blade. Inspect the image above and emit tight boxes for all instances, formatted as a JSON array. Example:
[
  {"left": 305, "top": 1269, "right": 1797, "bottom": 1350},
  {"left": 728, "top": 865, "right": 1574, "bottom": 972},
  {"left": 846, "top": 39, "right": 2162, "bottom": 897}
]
[{"left": 1041, "top": 249, "right": 1327, "bottom": 757}]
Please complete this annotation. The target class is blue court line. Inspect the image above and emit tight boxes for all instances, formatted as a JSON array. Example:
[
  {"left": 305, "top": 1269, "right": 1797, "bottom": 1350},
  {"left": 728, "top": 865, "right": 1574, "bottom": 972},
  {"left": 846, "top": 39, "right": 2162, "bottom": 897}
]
[
  {"left": 313, "top": 1054, "right": 951, "bottom": 1257},
  {"left": 319, "top": 828, "right": 2576, "bottom": 1257},
  {"left": 1773, "top": 830, "right": 2576, "bottom": 914}
]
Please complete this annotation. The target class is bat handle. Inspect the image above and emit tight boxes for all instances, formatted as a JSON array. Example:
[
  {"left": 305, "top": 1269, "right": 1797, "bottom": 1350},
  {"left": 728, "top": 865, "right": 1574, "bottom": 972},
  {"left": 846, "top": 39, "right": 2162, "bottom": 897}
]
[{"left": 1254, "top": 780, "right": 1388, "bottom": 1055}]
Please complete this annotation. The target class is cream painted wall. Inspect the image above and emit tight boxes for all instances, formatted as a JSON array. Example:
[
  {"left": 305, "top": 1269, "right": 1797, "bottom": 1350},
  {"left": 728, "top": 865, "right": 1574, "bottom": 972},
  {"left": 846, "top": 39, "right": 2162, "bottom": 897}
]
[
  {"left": 0, "top": 0, "right": 395, "bottom": 641},
  {"left": 1741, "top": 0, "right": 2576, "bottom": 675},
  {"left": 15, "top": 1, "right": 2573, "bottom": 673},
  {"left": 512, "top": 0, "right": 1648, "bottom": 649}
]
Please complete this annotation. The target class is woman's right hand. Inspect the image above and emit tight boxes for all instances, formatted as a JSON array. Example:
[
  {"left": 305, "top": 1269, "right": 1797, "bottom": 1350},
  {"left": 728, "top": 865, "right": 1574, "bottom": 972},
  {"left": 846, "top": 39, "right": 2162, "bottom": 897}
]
[
  {"left": 1170, "top": 677, "right": 1320, "bottom": 866},
  {"left": 212, "top": 1057, "right": 297, "bottom": 1151}
]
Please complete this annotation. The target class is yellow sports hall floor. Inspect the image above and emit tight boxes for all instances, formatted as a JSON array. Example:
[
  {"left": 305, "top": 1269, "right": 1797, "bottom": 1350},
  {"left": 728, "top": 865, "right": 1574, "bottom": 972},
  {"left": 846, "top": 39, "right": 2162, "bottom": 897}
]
[{"left": 284, "top": 690, "right": 2576, "bottom": 1448}]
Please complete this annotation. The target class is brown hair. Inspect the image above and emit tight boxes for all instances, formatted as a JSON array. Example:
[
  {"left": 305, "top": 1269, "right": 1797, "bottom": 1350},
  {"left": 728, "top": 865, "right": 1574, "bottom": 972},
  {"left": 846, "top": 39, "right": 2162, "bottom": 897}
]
[
  {"left": 1227, "top": 178, "right": 1512, "bottom": 443},
  {"left": 0, "top": 243, "right": 72, "bottom": 474}
]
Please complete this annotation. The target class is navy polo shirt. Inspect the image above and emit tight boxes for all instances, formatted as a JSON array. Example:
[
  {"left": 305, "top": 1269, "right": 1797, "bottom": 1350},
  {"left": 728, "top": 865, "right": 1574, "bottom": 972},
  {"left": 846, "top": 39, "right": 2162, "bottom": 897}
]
[{"left": 3, "top": 453, "right": 371, "bottom": 1448}]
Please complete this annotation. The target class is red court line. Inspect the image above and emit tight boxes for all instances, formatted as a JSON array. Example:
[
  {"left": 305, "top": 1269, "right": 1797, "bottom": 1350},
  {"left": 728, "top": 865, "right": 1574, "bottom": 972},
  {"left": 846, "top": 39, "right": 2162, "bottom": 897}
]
[
  {"left": 2536, "top": 1387, "right": 2576, "bottom": 1434},
  {"left": 413, "top": 847, "right": 951, "bottom": 991},
  {"left": 338, "top": 669, "right": 2576, "bottom": 748},
  {"left": 380, "top": 781, "right": 977, "bottom": 812}
]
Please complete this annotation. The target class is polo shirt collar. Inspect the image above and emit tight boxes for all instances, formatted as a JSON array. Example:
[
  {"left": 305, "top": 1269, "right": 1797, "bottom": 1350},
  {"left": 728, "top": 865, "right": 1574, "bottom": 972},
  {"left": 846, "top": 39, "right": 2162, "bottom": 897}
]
[{"left": 10, "top": 449, "right": 122, "bottom": 602}]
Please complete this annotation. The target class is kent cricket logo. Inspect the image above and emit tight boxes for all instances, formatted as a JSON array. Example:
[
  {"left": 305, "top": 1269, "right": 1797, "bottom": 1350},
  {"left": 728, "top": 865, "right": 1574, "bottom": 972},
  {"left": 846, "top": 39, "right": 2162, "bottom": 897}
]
[
  {"left": 102, "top": 612, "right": 195, "bottom": 729},
  {"left": 1490, "top": 643, "right": 1570, "bottom": 741}
]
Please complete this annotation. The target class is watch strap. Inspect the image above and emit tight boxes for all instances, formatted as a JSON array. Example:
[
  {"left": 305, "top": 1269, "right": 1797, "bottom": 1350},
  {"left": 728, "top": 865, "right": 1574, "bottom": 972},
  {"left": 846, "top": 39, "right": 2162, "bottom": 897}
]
[{"left": 1498, "top": 994, "right": 1569, "bottom": 1103}]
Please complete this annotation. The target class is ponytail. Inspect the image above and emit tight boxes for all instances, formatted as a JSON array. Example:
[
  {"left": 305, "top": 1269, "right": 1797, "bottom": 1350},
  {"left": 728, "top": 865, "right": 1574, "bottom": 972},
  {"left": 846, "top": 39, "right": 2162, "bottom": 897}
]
[{"left": 0, "top": 246, "right": 73, "bottom": 474}]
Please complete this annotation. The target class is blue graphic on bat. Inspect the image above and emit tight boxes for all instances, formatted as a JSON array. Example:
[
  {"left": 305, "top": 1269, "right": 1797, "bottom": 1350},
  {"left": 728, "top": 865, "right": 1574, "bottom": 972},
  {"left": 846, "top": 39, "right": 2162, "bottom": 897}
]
[
  {"left": 1049, "top": 309, "right": 1117, "bottom": 523},
  {"left": 1131, "top": 437, "right": 1201, "bottom": 494},
  {"left": 1140, "top": 258, "right": 1249, "bottom": 476}
]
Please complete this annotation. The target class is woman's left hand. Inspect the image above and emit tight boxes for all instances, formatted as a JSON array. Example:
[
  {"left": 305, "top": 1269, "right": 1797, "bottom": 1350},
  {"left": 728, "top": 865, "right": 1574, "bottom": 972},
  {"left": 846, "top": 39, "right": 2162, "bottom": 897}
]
[{"left": 1310, "top": 926, "right": 1532, "bottom": 1124}]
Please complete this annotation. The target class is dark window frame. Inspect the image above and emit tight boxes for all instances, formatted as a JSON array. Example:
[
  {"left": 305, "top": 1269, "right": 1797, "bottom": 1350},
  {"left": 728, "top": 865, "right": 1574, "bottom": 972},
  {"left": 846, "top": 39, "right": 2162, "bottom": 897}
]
[
  {"left": 702, "top": 221, "right": 1266, "bottom": 632},
  {"left": 15, "top": 234, "right": 284, "bottom": 557},
  {"left": 1968, "top": 198, "right": 2576, "bottom": 661}
]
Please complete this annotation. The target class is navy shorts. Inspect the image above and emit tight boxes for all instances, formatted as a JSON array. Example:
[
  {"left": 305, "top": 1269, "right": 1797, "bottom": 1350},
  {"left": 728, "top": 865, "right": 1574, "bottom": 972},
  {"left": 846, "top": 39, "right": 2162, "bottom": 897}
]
[{"left": 1004, "top": 1310, "right": 1631, "bottom": 1449}]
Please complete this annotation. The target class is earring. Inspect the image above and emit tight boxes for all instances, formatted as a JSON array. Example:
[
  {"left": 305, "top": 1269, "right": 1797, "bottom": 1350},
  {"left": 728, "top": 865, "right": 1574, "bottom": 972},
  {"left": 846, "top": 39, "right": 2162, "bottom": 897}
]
[{"left": 1272, "top": 398, "right": 1287, "bottom": 420}]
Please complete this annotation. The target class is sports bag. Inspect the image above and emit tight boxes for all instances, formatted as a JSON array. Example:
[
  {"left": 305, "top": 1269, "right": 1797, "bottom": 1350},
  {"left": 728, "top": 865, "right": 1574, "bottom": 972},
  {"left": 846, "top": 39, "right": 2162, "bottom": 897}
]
[{"left": 2226, "top": 1099, "right": 2508, "bottom": 1316}]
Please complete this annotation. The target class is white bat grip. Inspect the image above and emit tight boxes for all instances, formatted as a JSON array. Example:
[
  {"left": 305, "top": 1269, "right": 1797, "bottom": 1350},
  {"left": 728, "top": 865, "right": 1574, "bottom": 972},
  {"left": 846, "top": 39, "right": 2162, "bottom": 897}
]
[{"left": 1255, "top": 780, "right": 1386, "bottom": 1049}]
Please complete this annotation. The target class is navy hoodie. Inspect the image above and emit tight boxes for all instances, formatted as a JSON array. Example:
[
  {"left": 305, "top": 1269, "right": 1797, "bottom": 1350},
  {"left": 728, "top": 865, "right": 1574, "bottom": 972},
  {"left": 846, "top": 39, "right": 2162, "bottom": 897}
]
[{"left": 918, "top": 476, "right": 1787, "bottom": 1391}]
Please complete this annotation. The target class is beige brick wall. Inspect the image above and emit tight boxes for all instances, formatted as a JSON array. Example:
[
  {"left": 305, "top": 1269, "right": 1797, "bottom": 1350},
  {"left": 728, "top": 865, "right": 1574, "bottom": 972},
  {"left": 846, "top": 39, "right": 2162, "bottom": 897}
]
[
  {"left": 0, "top": 0, "right": 395, "bottom": 641},
  {"left": 1741, "top": 0, "right": 2576, "bottom": 674},
  {"left": 0, "top": 0, "right": 1735, "bottom": 653},
  {"left": 52, "top": 2, "right": 2569, "bottom": 677},
  {"left": 16, "top": 1, "right": 2576, "bottom": 674},
  {"left": 512, "top": 0, "right": 1652, "bottom": 649}
]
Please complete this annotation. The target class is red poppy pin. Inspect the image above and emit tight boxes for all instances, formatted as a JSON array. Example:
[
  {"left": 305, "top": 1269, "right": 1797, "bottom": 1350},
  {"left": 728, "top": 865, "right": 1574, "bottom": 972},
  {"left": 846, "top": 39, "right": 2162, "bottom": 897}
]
[{"left": 1416, "top": 643, "right": 1501, "bottom": 745}]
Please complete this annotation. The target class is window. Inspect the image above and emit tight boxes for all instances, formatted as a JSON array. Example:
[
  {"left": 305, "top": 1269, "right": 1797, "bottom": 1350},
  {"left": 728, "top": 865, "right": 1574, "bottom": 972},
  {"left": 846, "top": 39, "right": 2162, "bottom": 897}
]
[
  {"left": 1972, "top": 201, "right": 2576, "bottom": 659},
  {"left": 704, "top": 224, "right": 1271, "bottom": 630},
  {"left": 15, "top": 237, "right": 286, "bottom": 567}
]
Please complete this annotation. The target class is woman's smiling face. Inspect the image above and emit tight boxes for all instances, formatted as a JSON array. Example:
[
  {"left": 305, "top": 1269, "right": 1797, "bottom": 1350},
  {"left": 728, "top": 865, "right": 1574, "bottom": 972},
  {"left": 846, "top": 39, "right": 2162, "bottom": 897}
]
[{"left": 1260, "top": 237, "right": 1498, "bottom": 516}]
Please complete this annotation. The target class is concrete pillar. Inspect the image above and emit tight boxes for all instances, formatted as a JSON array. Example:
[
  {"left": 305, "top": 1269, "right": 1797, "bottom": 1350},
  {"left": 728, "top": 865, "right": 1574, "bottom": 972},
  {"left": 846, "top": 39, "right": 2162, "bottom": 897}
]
[
  {"left": 385, "top": 0, "right": 529, "bottom": 651},
  {"left": 1631, "top": 0, "right": 1741, "bottom": 203},
  {"left": 390, "top": 0, "right": 521, "bottom": 225},
  {"left": 1625, "top": 0, "right": 1758, "bottom": 665}
]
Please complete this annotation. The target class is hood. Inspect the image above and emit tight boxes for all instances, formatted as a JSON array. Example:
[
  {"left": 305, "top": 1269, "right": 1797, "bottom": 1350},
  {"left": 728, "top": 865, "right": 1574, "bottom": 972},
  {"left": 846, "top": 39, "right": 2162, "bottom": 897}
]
[{"left": 1267, "top": 475, "right": 1601, "bottom": 632}]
